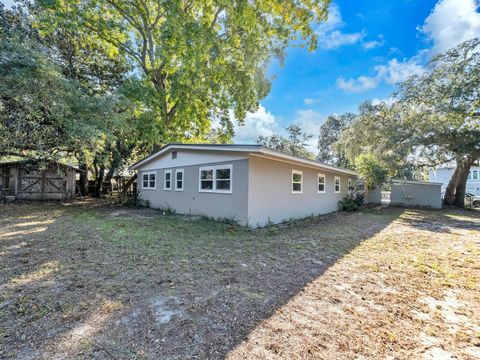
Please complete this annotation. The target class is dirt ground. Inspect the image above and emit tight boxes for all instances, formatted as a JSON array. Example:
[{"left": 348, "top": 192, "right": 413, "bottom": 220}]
[{"left": 0, "top": 201, "right": 479, "bottom": 359}]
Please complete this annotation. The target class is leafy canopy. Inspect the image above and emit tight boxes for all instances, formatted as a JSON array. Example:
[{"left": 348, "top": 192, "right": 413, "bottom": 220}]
[
  {"left": 354, "top": 153, "right": 388, "bottom": 191},
  {"left": 0, "top": 5, "right": 114, "bottom": 159},
  {"left": 35, "top": 0, "right": 330, "bottom": 144},
  {"left": 257, "top": 124, "right": 314, "bottom": 158}
]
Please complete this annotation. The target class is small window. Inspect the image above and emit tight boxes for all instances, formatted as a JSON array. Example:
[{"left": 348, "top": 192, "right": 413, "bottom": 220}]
[
  {"left": 468, "top": 171, "right": 472, "bottom": 180},
  {"left": 318, "top": 173, "right": 325, "bottom": 193},
  {"left": 199, "top": 164, "right": 233, "bottom": 193},
  {"left": 164, "top": 170, "right": 172, "bottom": 190},
  {"left": 216, "top": 168, "right": 231, "bottom": 190},
  {"left": 172, "top": 151, "right": 177, "bottom": 160},
  {"left": 473, "top": 171, "right": 479, "bottom": 180},
  {"left": 334, "top": 176, "right": 341, "bottom": 193},
  {"left": 175, "top": 169, "right": 184, "bottom": 191},
  {"left": 142, "top": 171, "right": 156, "bottom": 189},
  {"left": 292, "top": 170, "right": 303, "bottom": 194},
  {"left": 348, "top": 178, "right": 353, "bottom": 191},
  {"left": 200, "top": 169, "right": 213, "bottom": 190}
]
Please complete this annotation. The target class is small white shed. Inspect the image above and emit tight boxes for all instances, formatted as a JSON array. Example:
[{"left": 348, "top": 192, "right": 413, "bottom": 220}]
[{"left": 391, "top": 179, "right": 442, "bottom": 209}]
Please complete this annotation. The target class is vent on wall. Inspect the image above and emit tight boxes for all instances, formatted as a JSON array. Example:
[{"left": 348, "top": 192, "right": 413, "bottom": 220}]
[{"left": 172, "top": 151, "right": 177, "bottom": 160}]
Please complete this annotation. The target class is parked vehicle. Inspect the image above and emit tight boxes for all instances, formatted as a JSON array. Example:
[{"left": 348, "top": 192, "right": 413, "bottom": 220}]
[{"left": 465, "top": 192, "right": 480, "bottom": 208}]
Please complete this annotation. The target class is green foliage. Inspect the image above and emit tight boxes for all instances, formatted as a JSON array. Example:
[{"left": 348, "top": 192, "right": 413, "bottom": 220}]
[
  {"left": 355, "top": 153, "right": 388, "bottom": 191},
  {"left": 339, "top": 192, "right": 364, "bottom": 212},
  {"left": 317, "top": 113, "right": 355, "bottom": 168},
  {"left": 257, "top": 124, "right": 314, "bottom": 158},
  {"left": 0, "top": 6, "right": 113, "bottom": 159},
  {"left": 396, "top": 37, "right": 480, "bottom": 165},
  {"left": 34, "top": 0, "right": 330, "bottom": 144}
]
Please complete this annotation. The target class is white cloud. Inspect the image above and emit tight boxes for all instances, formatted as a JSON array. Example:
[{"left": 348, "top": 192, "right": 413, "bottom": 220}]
[
  {"left": 419, "top": 0, "right": 480, "bottom": 53},
  {"left": 232, "top": 105, "right": 278, "bottom": 143},
  {"left": 291, "top": 109, "right": 325, "bottom": 152},
  {"left": 230, "top": 106, "right": 324, "bottom": 153},
  {"left": 336, "top": 57, "right": 425, "bottom": 93},
  {"left": 362, "top": 34, "right": 385, "bottom": 50},
  {"left": 371, "top": 97, "right": 397, "bottom": 106},
  {"left": 316, "top": 3, "right": 366, "bottom": 49},
  {"left": 374, "top": 58, "right": 425, "bottom": 84},
  {"left": 336, "top": 76, "right": 378, "bottom": 93},
  {"left": 303, "top": 97, "right": 321, "bottom": 105}
]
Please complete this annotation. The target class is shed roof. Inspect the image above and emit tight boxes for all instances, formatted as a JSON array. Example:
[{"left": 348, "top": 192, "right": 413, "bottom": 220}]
[
  {"left": 131, "top": 143, "right": 358, "bottom": 176},
  {"left": 392, "top": 179, "right": 443, "bottom": 186},
  {"left": 0, "top": 159, "right": 84, "bottom": 172}
]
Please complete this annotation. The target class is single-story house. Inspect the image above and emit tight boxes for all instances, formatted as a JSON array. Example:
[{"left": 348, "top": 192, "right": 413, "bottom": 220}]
[
  {"left": 131, "top": 143, "right": 358, "bottom": 227},
  {"left": 0, "top": 160, "right": 80, "bottom": 201}
]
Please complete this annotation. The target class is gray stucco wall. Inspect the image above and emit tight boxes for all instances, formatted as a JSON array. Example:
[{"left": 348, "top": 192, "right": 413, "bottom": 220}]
[
  {"left": 391, "top": 182, "right": 442, "bottom": 209},
  {"left": 138, "top": 159, "right": 249, "bottom": 225},
  {"left": 247, "top": 156, "right": 355, "bottom": 227}
]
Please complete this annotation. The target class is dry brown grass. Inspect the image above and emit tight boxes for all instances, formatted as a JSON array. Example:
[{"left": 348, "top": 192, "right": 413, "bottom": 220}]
[
  {"left": 0, "top": 202, "right": 478, "bottom": 359},
  {"left": 227, "top": 210, "right": 480, "bottom": 360}
]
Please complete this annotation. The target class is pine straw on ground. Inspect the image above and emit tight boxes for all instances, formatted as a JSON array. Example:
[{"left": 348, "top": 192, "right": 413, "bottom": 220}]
[
  {"left": 227, "top": 210, "right": 480, "bottom": 360},
  {"left": 0, "top": 201, "right": 479, "bottom": 359}
]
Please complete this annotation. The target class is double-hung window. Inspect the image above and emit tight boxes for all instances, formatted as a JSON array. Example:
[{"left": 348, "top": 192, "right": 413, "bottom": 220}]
[
  {"left": 164, "top": 170, "right": 172, "bottom": 190},
  {"left": 175, "top": 169, "right": 184, "bottom": 191},
  {"left": 318, "top": 173, "right": 326, "bottom": 193},
  {"left": 142, "top": 171, "right": 156, "bottom": 189},
  {"left": 334, "top": 176, "right": 341, "bottom": 193},
  {"left": 292, "top": 170, "right": 303, "bottom": 194},
  {"left": 473, "top": 170, "right": 479, "bottom": 180},
  {"left": 199, "top": 164, "right": 232, "bottom": 193}
]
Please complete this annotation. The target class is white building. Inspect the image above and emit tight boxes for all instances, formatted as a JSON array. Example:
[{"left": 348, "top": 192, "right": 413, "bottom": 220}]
[{"left": 429, "top": 166, "right": 480, "bottom": 195}]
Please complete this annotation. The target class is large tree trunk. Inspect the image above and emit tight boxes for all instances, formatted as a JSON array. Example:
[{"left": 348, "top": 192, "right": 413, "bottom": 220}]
[
  {"left": 119, "top": 174, "right": 137, "bottom": 203},
  {"left": 78, "top": 163, "right": 89, "bottom": 196},
  {"left": 454, "top": 158, "right": 475, "bottom": 208},
  {"left": 93, "top": 166, "right": 105, "bottom": 198},
  {"left": 443, "top": 159, "right": 461, "bottom": 206}
]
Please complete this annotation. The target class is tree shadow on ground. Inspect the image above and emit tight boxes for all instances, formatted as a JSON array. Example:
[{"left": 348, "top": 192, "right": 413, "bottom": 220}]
[
  {"left": 0, "top": 202, "right": 404, "bottom": 359},
  {"left": 396, "top": 207, "right": 480, "bottom": 234}
]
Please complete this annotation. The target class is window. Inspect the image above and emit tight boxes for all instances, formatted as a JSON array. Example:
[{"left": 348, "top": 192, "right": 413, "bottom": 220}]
[
  {"left": 348, "top": 178, "right": 353, "bottom": 191},
  {"left": 334, "top": 176, "right": 341, "bottom": 193},
  {"left": 199, "top": 164, "right": 232, "bottom": 193},
  {"left": 142, "top": 171, "right": 156, "bottom": 189},
  {"left": 473, "top": 170, "right": 479, "bottom": 180},
  {"left": 468, "top": 171, "right": 472, "bottom": 180},
  {"left": 292, "top": 170, "right": 303, "bottom": 194},
  {"left": 317, "top": 173, "right": 325, "bottom": 193},
  {"left": 172, "top": 151, "right": 177, "bottom": 160},
  {"left": 164, "top": 170, "right": 172, "bottom": 190},
  {"left": 175, "top": 169, "right": 184, "bottom": 191}
]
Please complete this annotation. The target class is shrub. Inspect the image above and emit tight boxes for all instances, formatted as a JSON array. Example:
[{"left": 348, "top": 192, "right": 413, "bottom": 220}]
[
  {"left": 124, "top": 191, "right": 147, "bottom": 208},
  {"left": 339, "top": 192, "right": 365, "bottom": 212}
]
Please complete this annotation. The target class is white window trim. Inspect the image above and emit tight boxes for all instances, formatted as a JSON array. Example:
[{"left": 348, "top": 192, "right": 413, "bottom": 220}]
[
  {"left": 334, "top": 176, "right": 341, "bottom": 193},
  {"left": 198, "top": 164, "right": 233, "bottom": 194},
  {"left": 317, "top": 173, "right": 326, "bottom": 194},
  {"left": 292, "top": 170, "right": 303, "bottom": 194},
  {"left": 164, "top": 169, "right": 172, "bottom": 190},
  {"left": 175, "top": 169, "right": 184, "bottom": 191},
  {"left": 142, "top": 171, "right": 156, "bottom": 190}
]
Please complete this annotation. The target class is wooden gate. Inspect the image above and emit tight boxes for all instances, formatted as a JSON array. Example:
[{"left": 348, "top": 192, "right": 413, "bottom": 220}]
[{"left": 18, "top": 165, "right": 67, "bottom": 200}]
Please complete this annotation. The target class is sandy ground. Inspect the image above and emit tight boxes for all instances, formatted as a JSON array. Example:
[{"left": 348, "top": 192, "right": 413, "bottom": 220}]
[{"left": 0, "top": 201, "right": 479, "bottom": 359}]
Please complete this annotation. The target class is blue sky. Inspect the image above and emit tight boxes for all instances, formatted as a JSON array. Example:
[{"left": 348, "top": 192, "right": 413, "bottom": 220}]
[
  {"left": 3, "top": 0, "right": 480, "bottom": 149},
  {"left": 233, "top": 0, "right": 480, "bottom": 149}
]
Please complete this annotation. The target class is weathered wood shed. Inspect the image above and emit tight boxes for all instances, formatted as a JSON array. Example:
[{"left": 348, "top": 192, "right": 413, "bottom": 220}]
[{"left": 0, "top": 160, "right": 80, "bottom": 201}]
